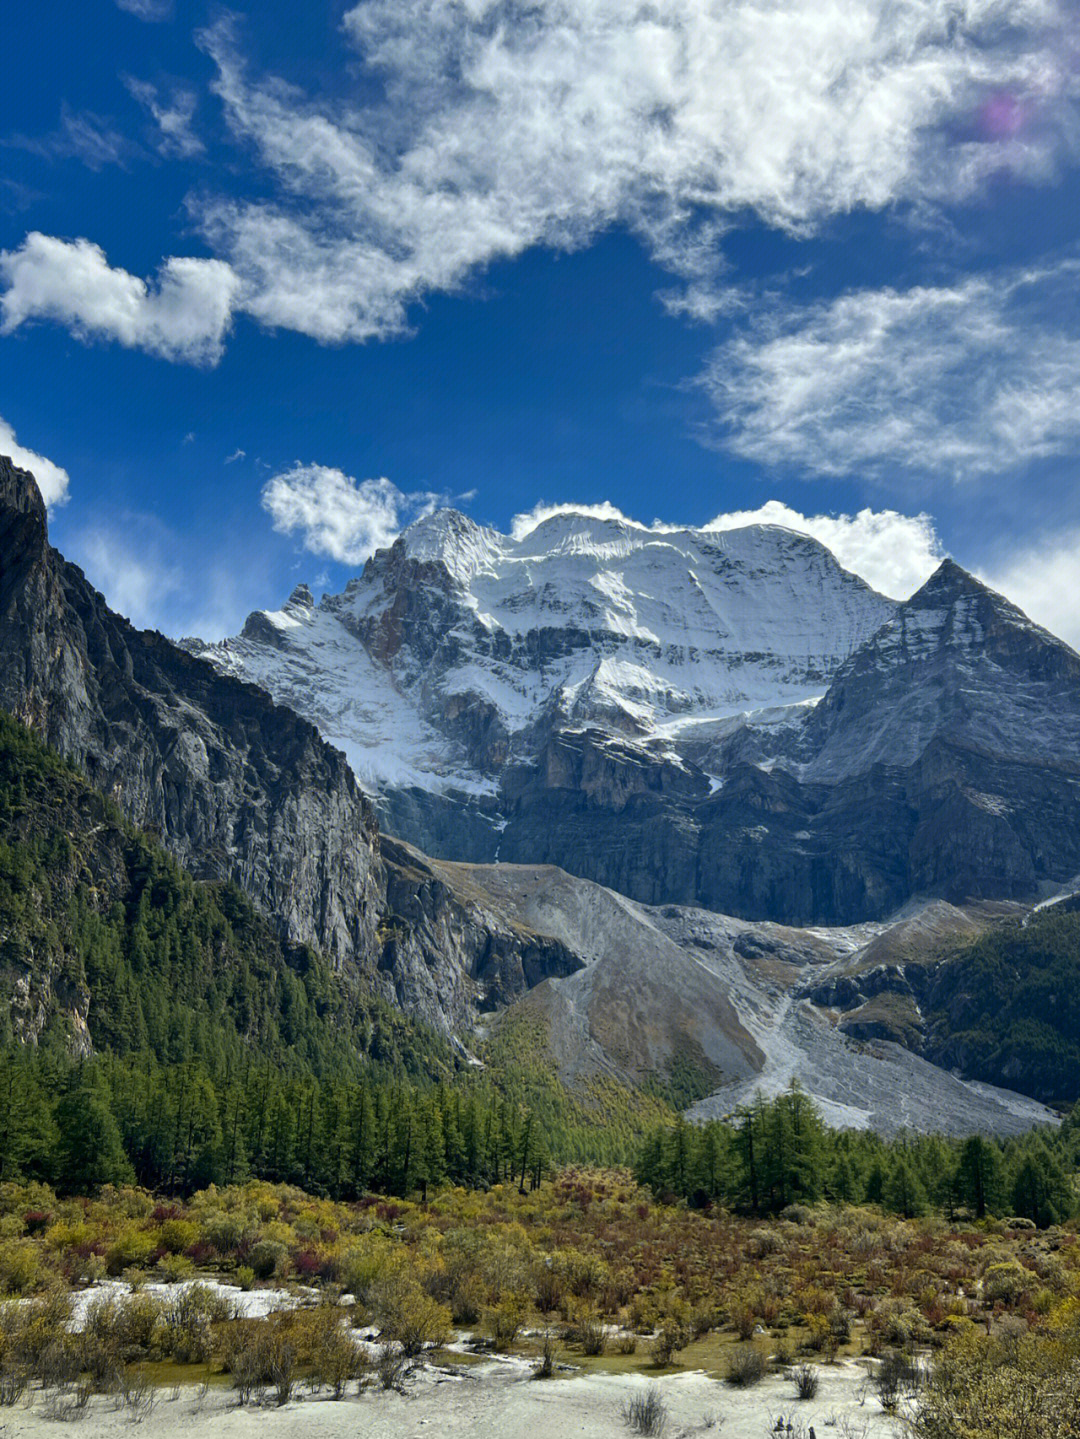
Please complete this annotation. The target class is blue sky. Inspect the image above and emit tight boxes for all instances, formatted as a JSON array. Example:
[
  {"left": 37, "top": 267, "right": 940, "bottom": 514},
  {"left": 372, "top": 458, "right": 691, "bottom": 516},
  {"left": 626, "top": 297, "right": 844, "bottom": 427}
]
[{"left": 2, "top": 0, "right": 1080, "bottom": 643}]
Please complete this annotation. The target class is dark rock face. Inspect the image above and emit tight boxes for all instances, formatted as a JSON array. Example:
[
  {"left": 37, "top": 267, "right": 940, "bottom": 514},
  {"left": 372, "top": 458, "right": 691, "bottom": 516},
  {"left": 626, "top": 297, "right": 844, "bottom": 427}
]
[
  {"left": 378, "top": 837, "right": 584, "bottom": 1032},
  {"left": 0, "top": 455, "right": 386, "bottom": 973}
]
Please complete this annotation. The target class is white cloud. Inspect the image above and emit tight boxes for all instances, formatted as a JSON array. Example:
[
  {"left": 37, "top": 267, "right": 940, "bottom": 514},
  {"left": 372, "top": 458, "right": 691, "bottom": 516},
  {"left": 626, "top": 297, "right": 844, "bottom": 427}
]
[
  {"left": 707, "top": 261, "right": 1080, "bottom": 479},
  {"left": 0, "top": 416, "right": 70, "bottom": 509},
  {"left": 8, "top": 3, "right": 1077, "bottom": 357},
  {"left": 261, "top": 464, "right": 438, "bottom": 565},
  {"left": 980, "top": 531, "right": 1080, "bottom": 650},
  {"left": 510, "top": 497, "right": 943, "bottom": 598},
  {"left": 224, "top": 448, "right": 245, "bottom": 464},
  {"left": 126, "top": 79, "right": 204, "bottom": 158},
  {"left": 510, "top": 500, "right": 638, "bottom": 541},
  {"left": 0, "top": 233, "right": 239, "bottom": 365},
  {"left": 188, "top": 0, "right": 1077, "bottom": 343},
  {"left": 114, "top": 0, "right": 172, "bottom": 21}
]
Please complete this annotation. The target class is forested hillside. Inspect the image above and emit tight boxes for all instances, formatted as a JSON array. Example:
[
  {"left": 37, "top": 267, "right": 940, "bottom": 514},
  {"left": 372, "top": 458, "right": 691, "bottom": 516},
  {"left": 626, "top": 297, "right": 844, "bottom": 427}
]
[
  {"left": 922, "top": 906, "right": 1080, "bottom": 1105},
  {"left": 0, "top": 708, "right": 665, "bottom": 1191}
]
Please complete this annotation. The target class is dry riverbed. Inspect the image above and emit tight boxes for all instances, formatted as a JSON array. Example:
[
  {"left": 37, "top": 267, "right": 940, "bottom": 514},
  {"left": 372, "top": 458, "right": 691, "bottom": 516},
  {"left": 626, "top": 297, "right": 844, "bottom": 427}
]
[{"left": 0, "top": 1352, "right": 903, "bottom": 1439}]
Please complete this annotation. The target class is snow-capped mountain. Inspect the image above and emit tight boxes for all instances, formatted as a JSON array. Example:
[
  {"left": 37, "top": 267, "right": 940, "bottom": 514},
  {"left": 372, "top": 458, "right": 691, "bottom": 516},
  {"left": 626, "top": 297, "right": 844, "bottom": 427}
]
[
  {"left": 193, "top": 507, "right": 1080, "bottom": 926},
  {"left": 195, "top": 506, "right": 894, "bottom": 801}
]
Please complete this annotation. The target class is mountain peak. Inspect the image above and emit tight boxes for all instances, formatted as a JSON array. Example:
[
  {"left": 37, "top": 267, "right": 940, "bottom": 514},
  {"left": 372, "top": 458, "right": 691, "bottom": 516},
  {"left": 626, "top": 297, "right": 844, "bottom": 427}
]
[
  {"left": 909, "top": 556, "right": 989, "bottom": 606},
  {"left": 396, "top": 508, "right": 502, "bottom": 585},
  {"left": 901, "top": 557, "right": 1073, "bottom": 655},
  {"left": 0, "top": 454, "right": 48, "bottom": 529}
]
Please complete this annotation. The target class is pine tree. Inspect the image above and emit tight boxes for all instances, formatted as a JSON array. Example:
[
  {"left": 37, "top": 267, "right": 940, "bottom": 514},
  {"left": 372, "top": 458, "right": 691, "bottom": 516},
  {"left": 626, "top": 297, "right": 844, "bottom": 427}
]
[
  {"left": 957, "top": 1135, "right": 1005, "bottom": 1218},
  {"left": 53, "top": 1074, "right": 133, "bottom": 1190},
  {"left": 883, "top": 1154, "right": 928, "bottom": 1218}
]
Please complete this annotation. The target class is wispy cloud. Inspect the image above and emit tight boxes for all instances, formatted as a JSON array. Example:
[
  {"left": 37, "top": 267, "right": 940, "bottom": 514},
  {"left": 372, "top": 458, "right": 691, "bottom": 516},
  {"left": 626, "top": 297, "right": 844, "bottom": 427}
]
[
  {"left": 703, "top": 501, "right": 944, "bottom": 599},
  {"left": 73, "top": 526, "right": 183, "bottom": 629},
  {"left": 8, "top": 105, "right": 136, "bottom": 170},
  {"left": 0, "top": 416, "right": 70, "bottom": 509},
  {"left": 981, "top": 530, "right": 1080, "bottom": 650},
  {"left": 0, "top": 233, "right": 239, "bottom": 365},
  {"left": 114, "top": 0, "right": 173, "bottom": 21},
  {"left": 125, "top": 78, "right": 204, "bottom": 158},
  {"left": 9, "top": 2, "right": 1077, "bottom": 359},
  {"left": 705, "top": 260, "right": 1080, "bottom": 479},
  {"left": 63, "top": 512, "right": 270, "bottom": 639},
  {"left": 261, "top": 463, "right": 442, "bottom": 565},
  {"left": 191, "top": 1, "right": 1077, "bottom": 343}
]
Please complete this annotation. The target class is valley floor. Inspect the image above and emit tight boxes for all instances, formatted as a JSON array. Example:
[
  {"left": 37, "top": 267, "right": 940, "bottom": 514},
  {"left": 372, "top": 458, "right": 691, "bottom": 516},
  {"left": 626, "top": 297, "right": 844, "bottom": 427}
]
[{"left": 1, "top": 1355, "right": 898, "bottom": 1439}]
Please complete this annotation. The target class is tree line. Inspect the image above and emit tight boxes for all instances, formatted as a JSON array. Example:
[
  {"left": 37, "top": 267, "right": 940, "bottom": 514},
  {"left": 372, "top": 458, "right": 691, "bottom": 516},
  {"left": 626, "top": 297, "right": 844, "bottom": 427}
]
[
  {"left": 635, "top": 1083, "right": 1080, "bottom": 1226},
  {"left": 0, "top": 1042, "right": 550, "bottom": 1199}
]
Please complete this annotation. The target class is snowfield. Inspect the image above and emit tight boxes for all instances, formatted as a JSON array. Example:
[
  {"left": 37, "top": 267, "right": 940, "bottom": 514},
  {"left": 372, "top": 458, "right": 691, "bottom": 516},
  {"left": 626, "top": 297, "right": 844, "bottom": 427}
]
[{"left": 193, "top": 509, "right": 895, "bottom": 800}]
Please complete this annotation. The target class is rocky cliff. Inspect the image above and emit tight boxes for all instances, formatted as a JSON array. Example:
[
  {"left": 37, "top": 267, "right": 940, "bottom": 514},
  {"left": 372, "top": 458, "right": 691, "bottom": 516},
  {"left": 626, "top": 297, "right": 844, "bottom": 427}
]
[
  {"left": 0, "top": 455, "right": 385, "bottom": 972},
  {"left": 0, "top": 457, "right": 596, "bottom": 1038}
]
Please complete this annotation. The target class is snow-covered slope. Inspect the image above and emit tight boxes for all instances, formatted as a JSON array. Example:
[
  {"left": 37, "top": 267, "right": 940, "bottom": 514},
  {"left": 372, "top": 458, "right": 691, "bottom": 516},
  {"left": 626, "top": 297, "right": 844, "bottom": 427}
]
[{"left": 195, "top": 508, "right": 895, "bottom": 801}]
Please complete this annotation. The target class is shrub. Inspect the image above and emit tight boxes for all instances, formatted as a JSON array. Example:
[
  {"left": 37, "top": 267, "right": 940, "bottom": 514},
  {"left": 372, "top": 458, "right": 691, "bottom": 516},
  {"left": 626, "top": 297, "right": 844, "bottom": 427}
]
[
  {"left": 983, "top": 1262, "right": 1028, "bottom": 1306},
  {"left": 772, "top": 1336, "right": 794, "bottom": 1367},
  {"left": 910, "top": 1327, "right": 1080, "bottom": 1439},
  {"left": 222, "top": 1320, "right": 296, "bottom": 1406},
  {"left": 308, "top": 1309, "right": 366, "bottom": 1398},
  {"left": 0, "top": 1355, "right": 28, "bottom": 1406},
  {"left": 157, "top": 1219, "right": 199, "bottom": 1255},
  {"left": 781, "top": 1205, "right": 815, "bottom": 1226},
  {"left": 792, "top": 1362, "right": 819, "bottom": 1399},
  {"left": 105, "top": 1226, "right": 155, "bottom": 1276},
  {"left": 373, "top": 1275, "right": 450, "bottom": 1356},
  {"left": 623, "top": 1383, "right": 668, "bottom": 1436},
  {"left": 747, "top": 1228, "right": 781, "bottom": 1259},
  {"left": 249, "top": 1239, "right": 288, "bottom": 1281},
  {"left": 650, "top": 1320, "right": 689, "bottom": 1368},
  {"left": 0, "top": 1240, "right": 40, "bottom": 1295},
  {"left": 534, "top": 1261, "right": 564, "bottom": 1314},
  {"left": 341, "top": 1235, "right": 402, "bottom": 1309},
  {"left": 533, "top": 1330, "right": 557, "bottom": 1379},
  {"left": 485, "top": 1293, "right": 527, "bottom": 1352},
  {"left": 577, "top": 1307, "right": 607, "bottom": 1356},
  {"left": 873, "top": 1349, "right": 921, "bottom": 1411},
  {"left": 158, "top": 1252, "right": 195, "bottom": 1284},
  {"left": 376, "top": 1340, "right": 408, "bottom": 1392},
  {"left": 118, "top": 1366, "right": 156, "bottom": 1420},
  {"left": 725, "top": 1343, "right": 767, "bottom": 1387},
  {"left": 732, "top": 1300, "right": 759, "bottom": 1342},
  {"left": 159, "top": 1285, "right": 230, "bottom": 1364}
]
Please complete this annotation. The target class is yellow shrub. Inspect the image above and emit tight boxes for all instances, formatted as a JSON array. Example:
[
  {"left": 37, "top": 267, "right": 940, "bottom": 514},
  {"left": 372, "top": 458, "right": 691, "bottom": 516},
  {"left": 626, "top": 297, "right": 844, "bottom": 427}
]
[
  {"left": 105, "top": 1225, "right": 155, "bottom": 1276},
  {"left": 0, "top": 1239, "right": 41, "bottom": 1295},
  {"left": 158, "top": 1218, "right": 198, "bottom": 1254}
]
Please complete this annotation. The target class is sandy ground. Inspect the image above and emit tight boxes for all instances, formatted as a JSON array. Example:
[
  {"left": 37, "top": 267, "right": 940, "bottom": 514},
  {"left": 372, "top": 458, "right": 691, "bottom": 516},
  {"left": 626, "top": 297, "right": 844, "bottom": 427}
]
[
  {"left": 59, "top": 1279, "right": 311, "bottom": 1329},
  {"left": 0, "top": 1357, "right": 905, "bottom": 1439}
]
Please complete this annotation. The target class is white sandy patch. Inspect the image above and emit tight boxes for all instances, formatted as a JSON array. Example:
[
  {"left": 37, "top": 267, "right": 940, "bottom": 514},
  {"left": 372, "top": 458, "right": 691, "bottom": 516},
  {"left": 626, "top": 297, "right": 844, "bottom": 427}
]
[
  {"left": 2, "top": 1358, "right": 904, "bottom": 1438},
  {"left": 56, "top": 1279, "right": 313, "bottom": 1330}
]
